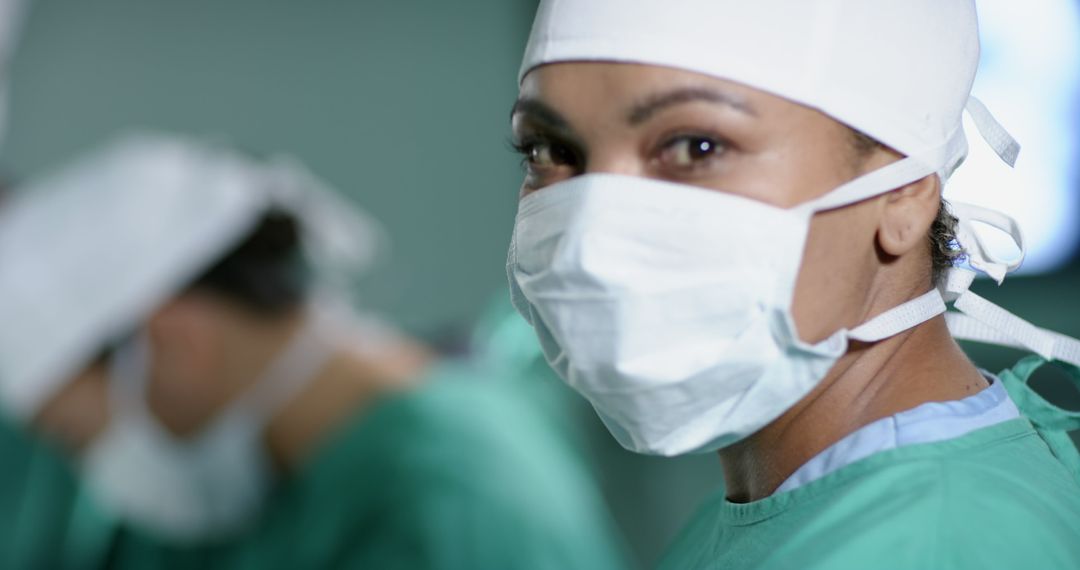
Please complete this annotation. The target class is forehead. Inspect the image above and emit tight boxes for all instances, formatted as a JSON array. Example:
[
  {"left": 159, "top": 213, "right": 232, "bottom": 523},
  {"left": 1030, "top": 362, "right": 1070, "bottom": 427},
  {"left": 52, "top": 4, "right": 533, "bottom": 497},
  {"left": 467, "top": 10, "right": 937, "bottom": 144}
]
[
  {"left": 524, "top": 63, "right": 786, "bottom": 107},
  {"left": 518, "top": 62, "right": 829, "bottom": 126}
]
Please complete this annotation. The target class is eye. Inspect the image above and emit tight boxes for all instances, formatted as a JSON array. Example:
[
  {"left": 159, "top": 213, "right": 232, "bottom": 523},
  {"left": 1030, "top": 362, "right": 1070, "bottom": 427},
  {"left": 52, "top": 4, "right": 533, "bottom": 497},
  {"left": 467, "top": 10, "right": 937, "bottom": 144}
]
[
  {"left": 515, "top": 139, "right": 578, "bottom": 170},
  {"left": 530, "top": 143, "right": 556, "bottom": 168},
  {"left": 659, "top": 135, "right": 727, "bottom": 169},
  {"left": 511, "top": 136, "right": 582, "bottom": 191}
]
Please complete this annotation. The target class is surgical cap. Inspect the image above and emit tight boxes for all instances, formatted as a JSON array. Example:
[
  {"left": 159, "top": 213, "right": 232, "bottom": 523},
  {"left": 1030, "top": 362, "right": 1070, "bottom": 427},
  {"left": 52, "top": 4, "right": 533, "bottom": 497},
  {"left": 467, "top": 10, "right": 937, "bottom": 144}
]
[
  {"left": 0, "top": 132, "right": 383, "bottom": 420},
  {"left": 521, "top": 0, "right": 1017, "bottom": 182}
]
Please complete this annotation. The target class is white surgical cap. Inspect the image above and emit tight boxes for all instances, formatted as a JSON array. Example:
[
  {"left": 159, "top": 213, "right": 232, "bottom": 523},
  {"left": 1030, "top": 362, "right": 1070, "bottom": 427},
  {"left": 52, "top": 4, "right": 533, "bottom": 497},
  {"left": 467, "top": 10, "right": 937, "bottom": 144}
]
[
  {"left": 520, "top": 0, "right": 1019, "bottom": 182},
  {"left": 0, "top": 131, "right": 384, "bottom": 420}
]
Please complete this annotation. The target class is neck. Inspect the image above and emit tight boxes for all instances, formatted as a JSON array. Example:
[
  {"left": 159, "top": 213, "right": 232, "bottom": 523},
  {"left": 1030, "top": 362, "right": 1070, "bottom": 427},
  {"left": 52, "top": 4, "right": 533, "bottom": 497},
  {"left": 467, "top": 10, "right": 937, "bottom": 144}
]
[
  {"left": 718, "top": 315, "right": 987, "bottom": 503},
  {"left": 263, "top": 326, "right": 434, "bottom": 470}
]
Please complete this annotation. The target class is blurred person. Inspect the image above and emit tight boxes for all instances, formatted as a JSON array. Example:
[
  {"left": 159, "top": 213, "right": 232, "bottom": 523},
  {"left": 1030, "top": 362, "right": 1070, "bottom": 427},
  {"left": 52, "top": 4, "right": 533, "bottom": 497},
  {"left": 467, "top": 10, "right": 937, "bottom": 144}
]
[
  {"left": 0, "top": 132, "right": 627, "bottom": 569},
  {"left": 506, "top": 1, "right": 1080, "bottom": 568}
]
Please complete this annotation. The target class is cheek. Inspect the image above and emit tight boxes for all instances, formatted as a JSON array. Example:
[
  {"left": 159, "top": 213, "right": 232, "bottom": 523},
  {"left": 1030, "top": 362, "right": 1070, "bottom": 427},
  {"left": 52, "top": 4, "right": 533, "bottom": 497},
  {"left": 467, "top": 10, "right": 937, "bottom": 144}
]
[
  {"left": 33, "top": 375, "right": 110, "bottom": 453},
  {"left": 789, "top": 205, "right": 880, "bottom": 343},
  {"left": 717, "top": 142, "right": 851, "bottom": 208},
  {"left": 144, "top": 338, "right": 231, "bottom": 438},
  {"left": 146, "top": 363, "right": 225, "bottom": 438}
]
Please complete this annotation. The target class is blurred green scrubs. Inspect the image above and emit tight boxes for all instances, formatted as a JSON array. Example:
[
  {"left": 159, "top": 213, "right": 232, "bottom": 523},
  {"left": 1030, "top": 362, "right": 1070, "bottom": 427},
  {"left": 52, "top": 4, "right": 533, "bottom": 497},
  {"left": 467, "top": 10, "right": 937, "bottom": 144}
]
[
  {"left": 1, "top": 302, "right": 628, "bottom": 570},
  {"left": 659, "top": 356, "right": 1080, "bottom": 570}
]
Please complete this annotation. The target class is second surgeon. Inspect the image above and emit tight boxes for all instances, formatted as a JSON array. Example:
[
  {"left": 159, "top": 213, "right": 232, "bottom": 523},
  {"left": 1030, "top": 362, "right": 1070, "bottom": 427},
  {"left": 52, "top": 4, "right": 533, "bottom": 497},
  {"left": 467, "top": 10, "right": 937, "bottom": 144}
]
[{"left": 0, "top": 132, "right": 627, "bottom": 569}]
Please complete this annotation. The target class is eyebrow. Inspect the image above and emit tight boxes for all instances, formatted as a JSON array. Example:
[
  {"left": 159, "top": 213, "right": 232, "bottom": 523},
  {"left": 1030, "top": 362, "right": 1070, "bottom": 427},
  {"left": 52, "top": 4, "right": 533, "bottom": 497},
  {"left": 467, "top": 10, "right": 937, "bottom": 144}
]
[
  {"left": 627, "top": 87, "right": 756, "bottom": 125},
  {"left": 510, "top": 98, "right": 571, "bottom": 131},
  {"left": 509, "top": 86, "right": 755, "bottom": 133}
]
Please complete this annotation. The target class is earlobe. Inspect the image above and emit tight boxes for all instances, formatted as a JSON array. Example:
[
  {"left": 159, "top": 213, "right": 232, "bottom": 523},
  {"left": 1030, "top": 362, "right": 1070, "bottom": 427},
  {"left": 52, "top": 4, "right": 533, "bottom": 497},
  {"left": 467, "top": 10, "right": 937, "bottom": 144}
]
[{"left": 876, "top": 175, "right": 940, "bottom": 257}]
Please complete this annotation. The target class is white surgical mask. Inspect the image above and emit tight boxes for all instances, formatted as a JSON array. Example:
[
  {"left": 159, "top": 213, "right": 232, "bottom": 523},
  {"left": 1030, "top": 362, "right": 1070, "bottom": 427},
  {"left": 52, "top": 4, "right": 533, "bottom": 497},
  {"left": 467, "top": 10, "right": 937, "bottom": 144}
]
[
  {"left": 82, "top": 314, "right": 333, "bottom": 542},
  {"left": 506, "top": 140, "right": 986, "bottom": 456}
]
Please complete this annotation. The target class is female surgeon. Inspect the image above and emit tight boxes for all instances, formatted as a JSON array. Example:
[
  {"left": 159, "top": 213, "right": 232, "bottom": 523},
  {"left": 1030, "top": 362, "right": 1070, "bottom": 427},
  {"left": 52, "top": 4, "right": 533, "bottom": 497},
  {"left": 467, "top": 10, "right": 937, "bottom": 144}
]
[
  {"left": 0, "top": 132, "right": 626, "bottom": 569},
  {"left": 506, "top": 1, "right": 1080, "bottom": 568}
]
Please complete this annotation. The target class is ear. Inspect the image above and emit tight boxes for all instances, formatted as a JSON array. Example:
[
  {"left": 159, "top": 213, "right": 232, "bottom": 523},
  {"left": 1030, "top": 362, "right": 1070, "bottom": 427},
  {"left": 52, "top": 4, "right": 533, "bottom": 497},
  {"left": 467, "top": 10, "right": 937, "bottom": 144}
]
[{"left": 877, "top": 174, "right": 940, "bottom": 257}]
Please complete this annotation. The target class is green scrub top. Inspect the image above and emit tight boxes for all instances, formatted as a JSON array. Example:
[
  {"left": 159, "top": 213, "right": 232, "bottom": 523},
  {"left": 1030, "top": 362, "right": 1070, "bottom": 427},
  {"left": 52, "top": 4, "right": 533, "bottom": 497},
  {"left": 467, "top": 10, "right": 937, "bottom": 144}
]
[
  {"left": 658, "top": 357, "right": 1080, "bottom": 570},
  {"left": 107, "top": 358, "right": 628, "bottom": 569},
  {"left": 0, "top": 416, "right": 112, "bottom": 570},
  {"left": 0, "top": 416, "right": 70, "bottom": 567}
]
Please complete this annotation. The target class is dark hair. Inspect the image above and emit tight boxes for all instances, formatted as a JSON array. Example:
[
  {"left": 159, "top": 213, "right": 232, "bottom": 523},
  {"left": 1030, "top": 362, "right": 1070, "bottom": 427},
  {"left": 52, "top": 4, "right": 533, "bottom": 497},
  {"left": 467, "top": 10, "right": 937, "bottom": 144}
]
[
  {"left": 89, "top": 209, "right": 305, "bottom": 365},
  {"left": 848, "top": 129, "right": 961, "bottom": 285},
  {"left": 186, "top": 208, "right": 307, "bottom": 316}
]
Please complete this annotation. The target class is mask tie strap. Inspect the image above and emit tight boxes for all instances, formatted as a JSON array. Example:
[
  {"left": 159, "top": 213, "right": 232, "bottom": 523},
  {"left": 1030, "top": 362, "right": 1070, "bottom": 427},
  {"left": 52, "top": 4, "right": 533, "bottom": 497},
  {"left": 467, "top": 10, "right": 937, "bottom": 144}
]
[
  {"left": 945, "top": 96, "right": 1023, "bottom": 282},
  {"left": 965, "top": 95, "right": 1021, "bottom": 167},
  {"left": 847, "top": 290, "right": 947, "bottom": 343},
  {"left": 236, "top": 308, "right": 337, "bottom": 425},
  {"left": 931, "top": 96, "right": 1039, "bottom": 360},
  {"left": 801, "top": 144, "right": 947, "bottom": 214},
  {"left": 936, "top": 187, "right": 1066, "bottom": 364},
  {"left": 804, "top": 95, "right": 1018, "bottom": 215},
  {"left": 997, "top": 356, "right": 1080, "bottom": 482},
  {"left": 105, "top": 334, "right": 156, "bottom": 420},
  {"left": 941, "top": 212, "right": 1076, "bottom": 368},
  {"left": 948, "top": 202, "right": 1026, "bottom": 284},
  {"left": 946, "top": 295, "right": 1080, "bottom": 370}
]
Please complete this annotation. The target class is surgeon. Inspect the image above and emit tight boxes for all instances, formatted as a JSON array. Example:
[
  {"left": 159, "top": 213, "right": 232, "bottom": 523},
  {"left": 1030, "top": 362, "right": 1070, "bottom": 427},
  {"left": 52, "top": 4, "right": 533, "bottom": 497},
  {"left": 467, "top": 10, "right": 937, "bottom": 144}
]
[
  {"left": 0, "top": 132, "right": 627, "bottom": 569},
  {"left": 506, "top": 1, "right": 1080, "bottom": 568}
]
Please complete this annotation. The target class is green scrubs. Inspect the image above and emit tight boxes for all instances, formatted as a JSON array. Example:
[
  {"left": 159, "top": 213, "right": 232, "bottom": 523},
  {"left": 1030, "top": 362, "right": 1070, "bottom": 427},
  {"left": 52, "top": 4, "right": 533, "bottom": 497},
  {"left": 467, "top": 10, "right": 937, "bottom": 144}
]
[
  {"left": 659, "top": 357, "right": 1080, "bottom": 570},
  {"left": 108, "top": 359, "right": 628, "bottom": 569},
  {"left": 3, "top": 300, "right": 628, "bottom": 569},
  {"left": 0, "top": 417, "right": 112, "bottom": 570},
  {"left": 0, "top": 417, "right": 71, "bottom": 568}
]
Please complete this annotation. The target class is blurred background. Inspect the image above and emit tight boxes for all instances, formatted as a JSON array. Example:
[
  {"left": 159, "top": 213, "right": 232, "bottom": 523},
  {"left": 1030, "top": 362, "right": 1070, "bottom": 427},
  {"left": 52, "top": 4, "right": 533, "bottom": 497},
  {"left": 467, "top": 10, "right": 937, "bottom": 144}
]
[{"left": 2, "top": 0, "right": 1078, "bottom": 567}]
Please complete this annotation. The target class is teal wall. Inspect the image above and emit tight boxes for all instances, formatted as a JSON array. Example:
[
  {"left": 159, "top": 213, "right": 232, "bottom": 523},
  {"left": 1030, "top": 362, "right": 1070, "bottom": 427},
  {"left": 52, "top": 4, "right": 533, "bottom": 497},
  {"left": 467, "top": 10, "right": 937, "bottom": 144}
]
[{"left": 4, "top": 0, "right": 533, "bottom": 334}]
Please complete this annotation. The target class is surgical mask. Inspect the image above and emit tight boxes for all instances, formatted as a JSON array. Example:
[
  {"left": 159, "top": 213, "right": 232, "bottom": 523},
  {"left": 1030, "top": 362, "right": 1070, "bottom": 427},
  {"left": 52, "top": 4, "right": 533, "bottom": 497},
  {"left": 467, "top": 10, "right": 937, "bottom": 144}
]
[
  {"left": 81, "top": 314, "right": 333, "bottom": 542},
  {"left": 507, "top": 143, "right": 982, "bottom": 456}
]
